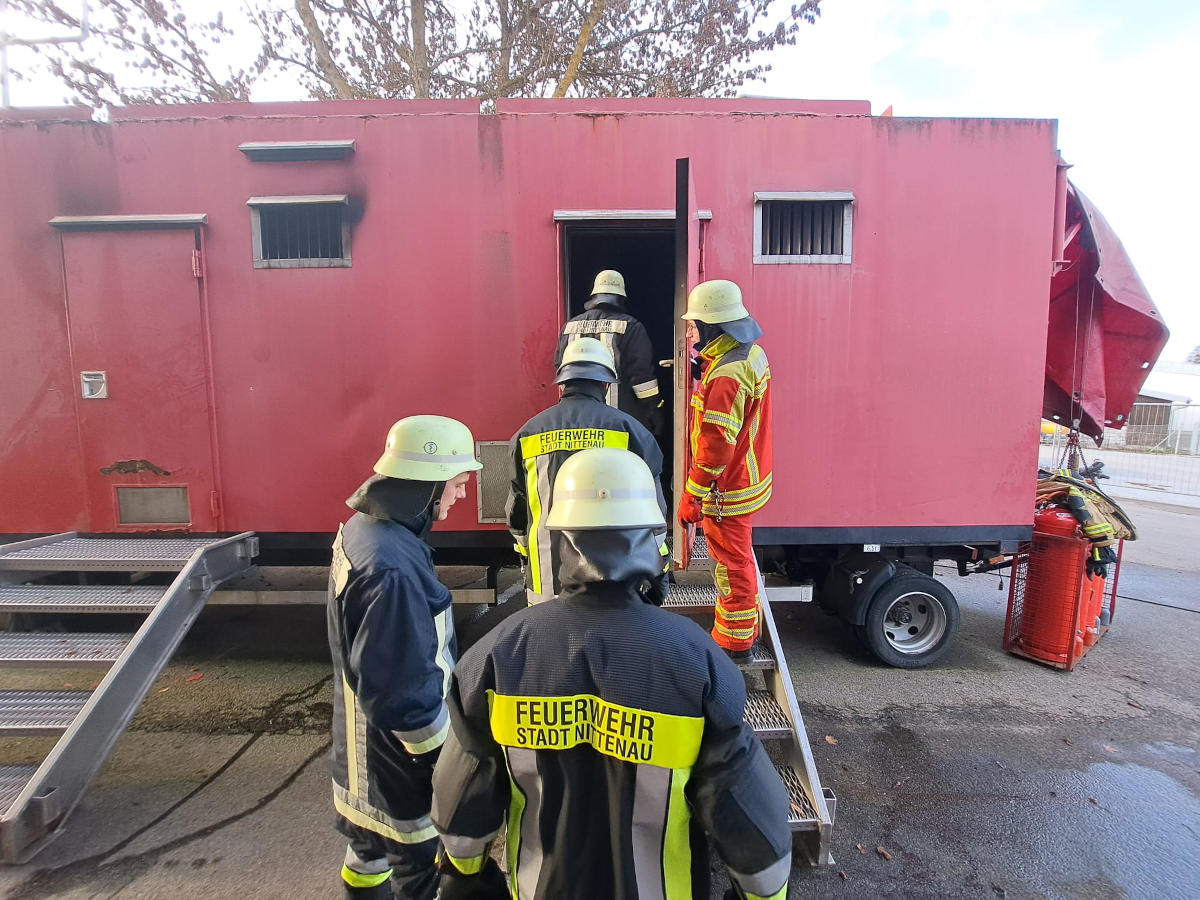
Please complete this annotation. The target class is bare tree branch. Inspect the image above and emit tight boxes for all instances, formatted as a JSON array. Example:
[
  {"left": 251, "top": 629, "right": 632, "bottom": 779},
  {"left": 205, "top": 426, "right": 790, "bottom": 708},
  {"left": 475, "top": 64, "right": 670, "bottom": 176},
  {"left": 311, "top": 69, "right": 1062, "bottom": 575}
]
[
  {"left": 553, "top": 0, "right": 604, "bottom": 97},
  {"left": 294, "top": 0, "right": 354, "bottom": 98},
  {"left": 8, "top": 0, "right": 823, "bottom": 105}
]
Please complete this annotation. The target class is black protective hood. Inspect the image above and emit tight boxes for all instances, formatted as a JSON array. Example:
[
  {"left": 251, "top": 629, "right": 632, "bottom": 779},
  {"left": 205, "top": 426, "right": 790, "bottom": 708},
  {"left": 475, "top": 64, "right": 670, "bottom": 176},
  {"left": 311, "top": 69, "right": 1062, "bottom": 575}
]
[
  {"left": 584, "top": 293, "right": 625, "bottom": 311},
  {"left": 347, "top": 474, "right": 444, "bottom": 539},
  {"left": 554, "top": 527, "right": 666, "bottom": 604}
]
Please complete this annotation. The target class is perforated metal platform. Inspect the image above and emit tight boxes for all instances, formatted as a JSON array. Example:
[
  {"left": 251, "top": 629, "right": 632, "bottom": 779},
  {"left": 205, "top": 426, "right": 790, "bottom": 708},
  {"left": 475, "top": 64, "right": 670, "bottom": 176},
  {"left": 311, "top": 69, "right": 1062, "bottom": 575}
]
[
  {"left": 691, "top": 533, "right": 709, "bottom": 561},
  {"left": 0, "top": 531, "right": 258, "bottom": 864},
  {"left": 744, "top": 690, "right": 792, "bottom": 739},
  {"left": 740, "top": 642, "right": 775, "bottom": 671},
  {"left": 0, "top": 536, "right": 220, "bottom": 571},
  {"left": 0, "top": 691, "right": 91, "bottom": 735},
  {"left": 0, "top": 633, "right": 132, "bottom": 666},
  {"left": 777, "top": 764, "right": 820, "bottom": 828},
  {"left": 0, "top": 584, "right": 165, "bottom": 614},
  {"left": 0, "top": 766, "right": 36, "bottom": 813},
  {"left": 662, "top": 583, "right": 718, "bottom": 610}
]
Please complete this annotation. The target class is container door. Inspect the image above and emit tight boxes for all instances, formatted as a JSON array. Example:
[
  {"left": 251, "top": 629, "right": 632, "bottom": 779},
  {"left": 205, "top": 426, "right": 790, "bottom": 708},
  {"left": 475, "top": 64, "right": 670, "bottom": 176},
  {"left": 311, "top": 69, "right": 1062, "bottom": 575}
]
[
  {"left": 672, "top": 158, "right": 702, "bottom": 568},
  {"left": 62, "top": 228, "right": 220, "bottom": 532}
]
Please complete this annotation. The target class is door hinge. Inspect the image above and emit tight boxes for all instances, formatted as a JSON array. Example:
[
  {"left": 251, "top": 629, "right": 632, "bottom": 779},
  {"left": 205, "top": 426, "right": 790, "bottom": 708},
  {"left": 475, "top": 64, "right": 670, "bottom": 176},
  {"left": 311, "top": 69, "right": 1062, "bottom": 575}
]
[
  {"left": 209, "top": 490, "right": 222, "bottom": 519},
  {"left": 191, "top": 249, "right": 204, "bottom": 279}
]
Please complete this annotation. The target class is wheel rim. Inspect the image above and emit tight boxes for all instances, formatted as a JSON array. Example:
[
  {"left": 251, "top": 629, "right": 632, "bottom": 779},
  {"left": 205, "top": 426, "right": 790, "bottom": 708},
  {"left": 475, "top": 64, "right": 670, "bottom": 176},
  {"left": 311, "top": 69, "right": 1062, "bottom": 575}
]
[{"left": 880, "top": 591, "right": 947, "bottom": 655}]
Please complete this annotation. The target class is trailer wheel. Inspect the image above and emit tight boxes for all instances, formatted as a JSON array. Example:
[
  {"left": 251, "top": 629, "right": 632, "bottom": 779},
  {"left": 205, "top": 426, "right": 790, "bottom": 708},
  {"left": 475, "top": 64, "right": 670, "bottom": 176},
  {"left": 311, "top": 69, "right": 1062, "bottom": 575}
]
[{"left": 863, "top": 575, "right": 959, "bottom": 668}]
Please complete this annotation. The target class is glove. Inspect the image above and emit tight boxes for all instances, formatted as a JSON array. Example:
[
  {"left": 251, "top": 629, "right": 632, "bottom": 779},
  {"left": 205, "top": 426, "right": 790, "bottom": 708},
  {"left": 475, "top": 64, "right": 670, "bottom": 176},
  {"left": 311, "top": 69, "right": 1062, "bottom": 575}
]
[
  {"left": 1086, "top": 545, "right": 1116, "bottom": 579},
  {"left": 646, "top": 401, "right": 666, "bottom": 441},
  {"left": 435, "top": 855, "right": 509, "bottom": 899},
  {"left": 678, "top": 494, "right": 704, "bottom": 526}
]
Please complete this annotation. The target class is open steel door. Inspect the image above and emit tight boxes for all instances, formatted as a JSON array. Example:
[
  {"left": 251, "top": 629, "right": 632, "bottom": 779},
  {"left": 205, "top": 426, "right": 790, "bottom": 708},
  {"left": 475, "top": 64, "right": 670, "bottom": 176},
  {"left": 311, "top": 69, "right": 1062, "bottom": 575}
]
[{"left": 672, "top": 158, "right": 702, "bottom": 568}]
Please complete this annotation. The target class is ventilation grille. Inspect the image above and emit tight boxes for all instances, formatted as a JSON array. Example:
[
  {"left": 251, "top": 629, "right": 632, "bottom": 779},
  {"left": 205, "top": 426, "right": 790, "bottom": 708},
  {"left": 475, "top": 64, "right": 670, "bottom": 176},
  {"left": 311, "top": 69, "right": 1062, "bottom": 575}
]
[
  {"left": 476, "top": 441, "right": 512, "bottom": 524},
  {"left": 258, "top": 203, "right": 344, "bottom": 261},
  {"left": 116, "top": 487, "right": 189, "bottom": 525},
  {"left": 759, "top": 200, "right": 845, "bottom": 256}
]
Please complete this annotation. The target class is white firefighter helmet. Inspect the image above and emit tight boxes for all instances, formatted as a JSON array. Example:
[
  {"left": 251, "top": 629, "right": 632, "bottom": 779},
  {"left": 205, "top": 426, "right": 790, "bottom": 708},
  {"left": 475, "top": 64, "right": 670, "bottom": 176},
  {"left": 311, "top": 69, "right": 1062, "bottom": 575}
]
[
  {"left": 682, "top": 279, "right": 750, "bottom": 324},
  {"left": 373, "top": 415, "right": 482, "bottom": 481},
  {"left": 590, "top": 269, "right": 627, "bottom": 298},
  {"left": 555, "top": 337, "right": 618, "bottom": 385},
  {"left": 546, "top": 447, "right": 665, "bottom": 530}
]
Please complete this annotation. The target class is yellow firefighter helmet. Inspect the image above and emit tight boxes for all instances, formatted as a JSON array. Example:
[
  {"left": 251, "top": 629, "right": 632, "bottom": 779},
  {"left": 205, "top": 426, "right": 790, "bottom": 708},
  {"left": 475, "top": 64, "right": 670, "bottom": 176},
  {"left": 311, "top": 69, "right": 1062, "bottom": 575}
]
[{"left": 373, "top": 415, "right": 482, "bottom": 481}]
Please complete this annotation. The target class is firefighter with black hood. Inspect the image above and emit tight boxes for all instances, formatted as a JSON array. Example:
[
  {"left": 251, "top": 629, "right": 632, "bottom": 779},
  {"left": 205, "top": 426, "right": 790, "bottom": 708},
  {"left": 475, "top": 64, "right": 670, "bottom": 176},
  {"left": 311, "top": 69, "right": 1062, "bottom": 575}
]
[
  {"left": 508, "top": 337, "right": 669, "bottom": 605},
  {"left": 678, "top": 279, "right": 773, "bottom": 661},
  {"left": 554, "top": 269, "right": 664, "bottom": 436},
  {"left": 432, "top": 448, "right": 793, "bottom": 900},
  {"left": 328, "top": 415, "right": 482, "bottom": 899}
]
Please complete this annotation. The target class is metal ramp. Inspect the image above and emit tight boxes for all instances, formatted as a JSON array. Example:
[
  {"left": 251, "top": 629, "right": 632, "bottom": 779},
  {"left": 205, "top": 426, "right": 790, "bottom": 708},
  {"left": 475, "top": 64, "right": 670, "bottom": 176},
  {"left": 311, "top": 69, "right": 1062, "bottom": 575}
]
[
  {"left": 0, "top": 532, "right": 257, "bottom": 863},
  {"left": 666, "top": 534, "right": 836, "bottom": 866}
]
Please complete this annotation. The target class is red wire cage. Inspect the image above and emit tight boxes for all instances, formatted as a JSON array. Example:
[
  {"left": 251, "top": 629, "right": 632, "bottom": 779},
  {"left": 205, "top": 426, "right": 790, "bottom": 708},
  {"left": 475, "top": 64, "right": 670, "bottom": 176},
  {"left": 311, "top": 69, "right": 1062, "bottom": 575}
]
[{"left": 1004, "top": 534, "right": 1122, "bottom": 671}]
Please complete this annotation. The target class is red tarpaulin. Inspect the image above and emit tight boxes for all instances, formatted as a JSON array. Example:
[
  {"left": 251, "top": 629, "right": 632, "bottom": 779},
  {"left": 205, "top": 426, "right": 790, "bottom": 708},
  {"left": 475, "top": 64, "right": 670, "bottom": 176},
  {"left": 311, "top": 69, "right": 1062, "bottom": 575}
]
[{"left": 1044, "top": 184, "right": 1169, "bottom": 441}]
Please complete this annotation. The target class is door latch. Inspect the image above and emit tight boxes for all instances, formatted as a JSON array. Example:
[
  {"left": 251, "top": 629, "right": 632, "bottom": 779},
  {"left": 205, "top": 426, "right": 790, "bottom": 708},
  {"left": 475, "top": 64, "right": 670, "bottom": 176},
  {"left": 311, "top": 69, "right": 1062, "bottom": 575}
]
[{"left": 80, "top": 371, "right": 108, "bottom": 399}]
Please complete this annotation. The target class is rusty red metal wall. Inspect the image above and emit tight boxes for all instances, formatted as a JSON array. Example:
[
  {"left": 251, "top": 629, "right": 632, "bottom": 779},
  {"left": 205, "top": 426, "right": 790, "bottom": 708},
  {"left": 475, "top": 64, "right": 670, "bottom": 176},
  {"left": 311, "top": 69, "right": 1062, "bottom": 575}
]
[{"left": 0, "top": 99, "right": 1058, "bottom": 539}]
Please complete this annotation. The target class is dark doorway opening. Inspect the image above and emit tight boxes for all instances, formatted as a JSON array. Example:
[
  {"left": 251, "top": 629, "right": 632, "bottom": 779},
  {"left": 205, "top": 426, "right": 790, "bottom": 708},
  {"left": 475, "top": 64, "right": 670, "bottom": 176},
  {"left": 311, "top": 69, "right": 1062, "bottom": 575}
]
[{"left": 561, "top": 222, "right": 677, "bottom": 497}]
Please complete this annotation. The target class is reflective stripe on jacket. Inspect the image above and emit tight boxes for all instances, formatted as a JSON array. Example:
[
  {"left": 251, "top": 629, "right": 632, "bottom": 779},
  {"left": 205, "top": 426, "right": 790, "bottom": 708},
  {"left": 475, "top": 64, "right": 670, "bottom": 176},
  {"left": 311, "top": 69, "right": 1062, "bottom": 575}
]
[
  {"left": 431, "top": 583, "right": 792, "bottom": 900},
  {"left": 554, "top": 307, "right": 660, "bottom": 419},
  {"left": 506, "top": 385, "right": 668, "bottom": 599},
  {"left": 687, "top": 334, "right": 773, "bottom": 517},
  {"left": 328, "top": 514, "right": 455, "bottom": 849}
]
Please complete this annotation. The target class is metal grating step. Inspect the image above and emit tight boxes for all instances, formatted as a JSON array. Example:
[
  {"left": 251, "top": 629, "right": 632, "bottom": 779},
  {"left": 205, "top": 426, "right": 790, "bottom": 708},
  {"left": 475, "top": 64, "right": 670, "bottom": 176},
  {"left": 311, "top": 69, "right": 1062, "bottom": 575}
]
[
  {"left": 738, "top": 642, "right": 776, "bottom": 671},
  {"left": 0, "top": 536, "right": 219, "bottom": 572},
  {"left": 0, "top": 690, "right": 91, "bottom": 736},
  {"left": 0, "top": 632, "right": 132, "bottom": 667},
  {"left": 0, "top": 765, "right": 38, "bottom": 814},
  {"left": 745, "top": 690, "right": 792, "bottom": 739},
  {"left": 777, "top": 764, "right": 820, "bottom": 830},
  {"left": 691, "top": 533, "right": 709, "bottom": 561},
  {"left": 0, "top": 584, "right": 166, "bottom": 614},
  {"left": 663, "top": 583, "right": 718, "bottom": 611}
]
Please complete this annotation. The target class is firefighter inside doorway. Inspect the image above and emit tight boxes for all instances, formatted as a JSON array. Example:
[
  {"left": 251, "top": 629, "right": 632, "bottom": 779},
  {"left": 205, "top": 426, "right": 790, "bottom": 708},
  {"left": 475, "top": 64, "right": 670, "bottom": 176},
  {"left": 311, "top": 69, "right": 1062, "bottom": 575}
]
[
  {"left": 555, "top": 269, "right": 664, "bottom": 437},
  {"left": 558, "top": 223, "right": 677, "bottom": 487},
  {"left": 326, "top": 416, "right": 483, "bottom": 899},
  {"left": 432, "top": 448, "right": 792, "bottom": 900}
]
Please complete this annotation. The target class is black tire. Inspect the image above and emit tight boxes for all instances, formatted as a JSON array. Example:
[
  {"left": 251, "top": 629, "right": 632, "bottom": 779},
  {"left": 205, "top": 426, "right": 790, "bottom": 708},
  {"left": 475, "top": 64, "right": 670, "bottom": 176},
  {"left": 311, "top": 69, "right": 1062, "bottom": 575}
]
[{"left": 862, "top": 574, "right": 960, "bottom": 668}]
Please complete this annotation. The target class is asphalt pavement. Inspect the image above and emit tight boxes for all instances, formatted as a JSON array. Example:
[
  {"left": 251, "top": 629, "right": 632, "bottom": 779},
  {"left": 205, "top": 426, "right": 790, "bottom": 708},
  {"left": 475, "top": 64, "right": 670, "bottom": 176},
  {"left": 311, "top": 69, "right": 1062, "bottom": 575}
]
[{"left": 0, "top": 497, "right": 1197, "bottom": 899}]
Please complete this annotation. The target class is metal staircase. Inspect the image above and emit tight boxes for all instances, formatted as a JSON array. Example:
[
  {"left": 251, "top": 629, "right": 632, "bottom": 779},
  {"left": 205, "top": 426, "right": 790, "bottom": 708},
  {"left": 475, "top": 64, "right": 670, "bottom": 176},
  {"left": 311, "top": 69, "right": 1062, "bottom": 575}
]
[
  {"left": 665, "top": 534, "right": 836, "bottom": 866},
  {"left": 0, "top": 532, "right": 257, "bottom": 863}
]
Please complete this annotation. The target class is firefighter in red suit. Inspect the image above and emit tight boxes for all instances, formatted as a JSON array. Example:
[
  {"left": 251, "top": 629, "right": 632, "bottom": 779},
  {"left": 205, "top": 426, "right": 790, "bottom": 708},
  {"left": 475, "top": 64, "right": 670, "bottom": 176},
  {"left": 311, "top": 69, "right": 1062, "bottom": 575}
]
[{"left": 678, "top": 280, "right": 772, "bottom": 660}]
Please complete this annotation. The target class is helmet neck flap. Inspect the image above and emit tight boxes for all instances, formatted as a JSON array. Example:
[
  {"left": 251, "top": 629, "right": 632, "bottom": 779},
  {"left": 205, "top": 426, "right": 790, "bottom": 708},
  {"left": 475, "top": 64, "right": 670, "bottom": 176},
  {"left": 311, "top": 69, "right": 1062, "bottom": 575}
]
[{"left": 347, "top": 474, "right": 443, "bottom": 539}]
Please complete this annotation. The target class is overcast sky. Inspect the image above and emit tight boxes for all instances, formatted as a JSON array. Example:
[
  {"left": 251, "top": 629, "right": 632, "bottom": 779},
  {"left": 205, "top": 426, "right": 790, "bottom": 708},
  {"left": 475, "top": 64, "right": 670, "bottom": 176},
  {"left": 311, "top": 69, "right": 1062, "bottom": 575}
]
[
  {"left": 3, "top": 0, "right": 1197, "bottom": 361},
  {"left": 759, "top": 0, "right": 1200, "bottom": 362}
]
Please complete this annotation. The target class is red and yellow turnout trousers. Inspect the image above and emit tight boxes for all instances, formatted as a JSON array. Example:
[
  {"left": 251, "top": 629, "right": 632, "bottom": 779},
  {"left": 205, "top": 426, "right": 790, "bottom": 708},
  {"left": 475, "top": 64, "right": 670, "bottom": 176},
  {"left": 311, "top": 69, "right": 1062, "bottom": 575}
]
[
  {"left": 705, "top": 513, "right": 761, "bottom": 650},
  {"left": 686, "top": 334, "right": 772, "bottom": 652}
]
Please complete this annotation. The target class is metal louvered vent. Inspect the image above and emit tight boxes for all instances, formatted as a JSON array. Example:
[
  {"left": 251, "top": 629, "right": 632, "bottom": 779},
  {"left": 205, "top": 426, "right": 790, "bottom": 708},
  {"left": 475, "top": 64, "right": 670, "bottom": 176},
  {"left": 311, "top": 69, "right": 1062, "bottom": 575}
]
[
  {"left": 754, "top": 192, "right": 853, "bottom": 264},
  {"left": 760, "top": 200, "right": 844, "bottom": 256},
  {"left": 248, "top": 195, "right": 351, "bottom": 268},
  {"left": 259, "top": 204, "right": 344, "bottom": 260},
  {"left": 476, "top": 441, "right": 512, "bottom": 524}
]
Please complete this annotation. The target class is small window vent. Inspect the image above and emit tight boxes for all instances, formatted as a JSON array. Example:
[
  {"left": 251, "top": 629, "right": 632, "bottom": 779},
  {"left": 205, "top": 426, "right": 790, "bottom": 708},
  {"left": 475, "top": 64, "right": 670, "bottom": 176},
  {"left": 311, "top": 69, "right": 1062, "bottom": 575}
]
[
  {"left": 117, "top": 487, "right": 190, "bottom": 525},
  {"left": 754, "top": 192, "right": 853, "bottom": 264},
  {"left": 247, "top": 195, "right": 351, "bottom": 268},
  {"left": 476, "top": 442, "right": 512, "bottom": 524}
]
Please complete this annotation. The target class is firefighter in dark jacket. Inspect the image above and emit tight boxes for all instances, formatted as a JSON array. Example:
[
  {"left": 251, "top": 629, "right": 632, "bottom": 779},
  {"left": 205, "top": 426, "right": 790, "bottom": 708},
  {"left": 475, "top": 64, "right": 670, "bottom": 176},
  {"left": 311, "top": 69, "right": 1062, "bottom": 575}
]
[
  {"left": 508, "top": 337, "right": 668, "bottom": 604},
  {"left": 432, "top": 448, "right": 793, "bottom": 900},
  {"left": 328, "top": 415, "right": 482, "bottom": 899},
  {"left": 554, "top": 269, "right": 664, "bottom": 436}
]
